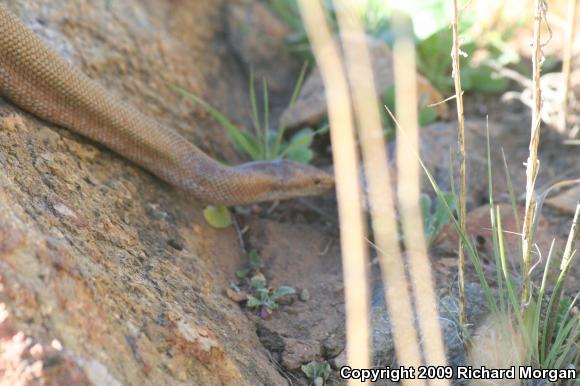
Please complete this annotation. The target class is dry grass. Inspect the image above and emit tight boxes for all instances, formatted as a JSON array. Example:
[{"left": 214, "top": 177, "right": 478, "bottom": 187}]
[
  {"left": 296, "top": 0, "right": 371, "bottom": 375},
  {"left": 451, "top": 0, "right": 468, "bottom": 329},
  {"left": 521, "top": 0, "right": 546, "bottom": 304}
]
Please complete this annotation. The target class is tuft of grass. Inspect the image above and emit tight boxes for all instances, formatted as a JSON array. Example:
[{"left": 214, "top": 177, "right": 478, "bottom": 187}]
[
  {"left": 421, "top": 122, "right": 579, "bottom": 371},
  {"left": 172, "top": 63, "right": 324, "bottom": 165},
  {"left": 387, "top": 98, "right": 578, "bottom": 371}
]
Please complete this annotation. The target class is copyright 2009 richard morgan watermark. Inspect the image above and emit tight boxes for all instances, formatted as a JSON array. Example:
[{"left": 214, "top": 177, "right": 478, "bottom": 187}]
[{"left": 339, "top": 365, "right": 578, "bottom": 383}]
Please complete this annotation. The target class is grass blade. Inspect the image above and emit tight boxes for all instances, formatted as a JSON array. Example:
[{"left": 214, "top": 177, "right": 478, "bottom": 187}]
[
  {"left": 275, "top": 61, "right": 309, "bottom": 156},
  {"left": 541, "top": 249, "right": 577, "bottom": 363},
  {"left": 501, "top": 148, "right": 521, "bottom": 231},
  {"left": 421, "top": 153, "right": 498, "bottom": 314},
  {"left": 546, "top": 308, "right": 579, "bottom": 368},
  {"left": 529, "top": 239, "right": 556, "bottom": 363},
  {"left": 385, "top": 105, "right": 498, "bottom": 314},
  {"left": 171, "top": 85, "right": 261, "bottom": 159},
  {"left": 263, "top": 78, "right": 270, "bottom": 160},
  {"left": 496, "top": 206, "right": 527, "bottom": 342},
  {"left": 249, "top": 70, "right": 263, "bottom": 159},
  {"left": 486, "top": 119, "right": 506, "bottom": 312}
]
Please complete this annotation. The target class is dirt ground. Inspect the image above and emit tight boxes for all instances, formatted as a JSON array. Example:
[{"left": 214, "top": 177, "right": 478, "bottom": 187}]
[{"left": 231, "top": 91, "right": 578, "bottom": 385}]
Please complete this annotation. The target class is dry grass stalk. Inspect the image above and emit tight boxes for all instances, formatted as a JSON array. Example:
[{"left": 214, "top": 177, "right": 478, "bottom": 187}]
[
  {"left": 521, "top": 0, "right": 546, "bottom": 304},
  {"left": 391, "top": 11, "right": 448, "bottom": 378},
  {"left": 560, "top": 0, "right": 577, "bottom": 135},
  {"left": 451, "top": 0, "right": 467, "bottom": 327},
  {"left": 297, "top": 0, "right": 371, "bottom": 374},
  {"left": 335, "top": 2, "right": 428, "bottom": 378}
]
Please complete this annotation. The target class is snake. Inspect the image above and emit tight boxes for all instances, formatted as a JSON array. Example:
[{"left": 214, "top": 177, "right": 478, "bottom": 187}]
[{"left": 0, "top": 4, "right": 334, "bottom": 206}]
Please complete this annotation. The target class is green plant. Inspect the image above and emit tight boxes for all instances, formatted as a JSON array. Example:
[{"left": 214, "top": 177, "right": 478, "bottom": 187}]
[
  {"left": 235, "top": 250, "right": 296, "bottom": 317},
  {"left": 202, "top": 205, "right": 232, "bottom": 229},
  {"left": 420, "top": 191, "right": 456, "bottom": 245},
  {"left": 301, "top": 361, "right": 331, "bottom": 386},
  {"left": 419, "top": 125, "right": 579, "bottom": 370},
  {"left": 172, "top": 63, "right": 322, "bottom": 165},
  {"left": 246, "top": 278, "right": 296, "bottom": 318},
  {"left": 271, "top": 0, "right": 513, "bottom": 95},
  {"left": 236, "top": 250, "right": 263, "bottom": 279},
  {"left": 418, "top": 29, "right": 510, "bottom": 94}
]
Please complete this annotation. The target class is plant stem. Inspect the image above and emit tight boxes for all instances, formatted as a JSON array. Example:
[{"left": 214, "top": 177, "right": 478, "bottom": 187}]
[
  {"left": 452, "top": 0, "right": 467, "bottom": 328},
  {"left": 521, "top": 0, "right": 545, "bottom": 305}
]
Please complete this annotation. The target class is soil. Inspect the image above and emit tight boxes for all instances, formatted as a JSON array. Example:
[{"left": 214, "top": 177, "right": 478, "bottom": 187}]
[{"left": 233, "top": 65, "right": 579, "bottom": 385}]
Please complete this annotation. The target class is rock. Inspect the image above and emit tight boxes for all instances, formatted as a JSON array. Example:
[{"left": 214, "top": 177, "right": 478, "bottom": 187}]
[
  {"left": 299, "top": 288, "right": 311, "bottom": 302},
  {"left": 227, "top": 0, "right": 301, "bottom": 93},
  {"left": 281, "top": 338, "right": 321, "bottom": 370},
  {"left": 371, "top": 282, "right": 491, "bottom": 371},
  {"left": 546, "top": 185, "right": 580, "bottom": 215},
  {"left": 0, "top": 1, "right": 289, "bottom": 384},
  {"left": 329, "top": 350, "right": 347, "bottom": 370},
  {"left": 418, "top": 117, "right": 579, "bottom": 211},
  {"left": 281, "top": 34, "right": 448, "bottom": 129},
  {"left": 438, "top": 284, "right": 491, "bottom": 371},
  {"left": 433, "top": 203, "right": 552, "bottom": 268}
]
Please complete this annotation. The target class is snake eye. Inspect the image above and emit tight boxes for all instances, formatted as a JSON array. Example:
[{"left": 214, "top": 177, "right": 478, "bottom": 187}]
[{"left": 313, "top": 178, "right": 321, "bottom": 185}]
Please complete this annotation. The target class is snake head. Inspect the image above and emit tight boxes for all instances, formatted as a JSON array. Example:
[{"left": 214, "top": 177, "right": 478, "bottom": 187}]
[{"left": 235, "top": 160, "right": 334, "bottom": 203}]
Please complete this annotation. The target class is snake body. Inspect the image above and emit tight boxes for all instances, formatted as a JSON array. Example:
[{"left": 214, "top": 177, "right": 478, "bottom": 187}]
[{"left": 0, "top": 5, "right": 333, "bottom": 205}]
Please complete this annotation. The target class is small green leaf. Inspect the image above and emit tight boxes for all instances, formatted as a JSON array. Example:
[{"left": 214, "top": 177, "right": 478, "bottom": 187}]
[
  {"left": 236, "top": 268, "right": 251, "bottom": 279},
  {"left": 301, "top": 363, "right": 316, "bottom": 379},
  {"left": 461, "top": 65, "right": 508, "bottom": 92},
  {"left": 301, "top": 361, "right": 331, "bottom": 383},
  {"left": 290, "top": 128, "right": 315, "bottom": 147},
  {"left": 287, "top": 147, "right": 314, "bottom": 164},
  {"left": 246, "top": 296, "right": 262, "bottom": 308},
  {"left": 203, "top": 205, "right": 232, "bottom": 229},
  {"left": 256, "top": 287, "right": 269, "bottom": 298},
  {"left": 418, "top": 105, "right": 438, "bottom": 126},
  {"left": 263, "top": 299, "right": 279, "bottom": 311},
  {"left": 250, "top": 275, "right": 267, "bottom": 289},
  {"left": 248, "top": 250, "right": 262, "bottom": 269},
  {"left": 420, "top": 193, "right": 432, "bottom": 219},
  {"left": 434, "top": 192, "right": 456, "bottom": 227},
  {"left": 280, "top": 128, "right": 315, "bottom": 160},
  {"left": 272, "top": 286, "right": 296, "bottom": 300}
]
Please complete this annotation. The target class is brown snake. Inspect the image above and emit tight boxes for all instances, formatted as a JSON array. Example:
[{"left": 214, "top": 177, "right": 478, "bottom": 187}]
[{"left": 0, "top": 5, "right": 334, "bottom": 205}]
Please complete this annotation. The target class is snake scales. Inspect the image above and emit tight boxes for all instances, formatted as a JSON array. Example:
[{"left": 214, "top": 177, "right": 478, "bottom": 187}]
[{"left": 0, "top": 5, "right": 334, "bottom": 205}]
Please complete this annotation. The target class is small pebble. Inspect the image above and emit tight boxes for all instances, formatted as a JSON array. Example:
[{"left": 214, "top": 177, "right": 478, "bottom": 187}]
[{"left": 299, "top": 288, "right": 310, "bottom": 302}]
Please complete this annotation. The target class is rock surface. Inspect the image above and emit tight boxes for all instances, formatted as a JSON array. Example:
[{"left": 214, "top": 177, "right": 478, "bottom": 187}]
[
  {"left": 0, "top": 1, "right": 291, "bottom": 384},
  {"left": 281, "top": 34, "right": 449, "bottom": 129}
]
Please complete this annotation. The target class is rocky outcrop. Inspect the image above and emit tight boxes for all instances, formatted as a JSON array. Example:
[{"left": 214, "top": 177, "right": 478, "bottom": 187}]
[{"left": 0, "top": 1, "right": 290, "bottom": 384}]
